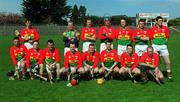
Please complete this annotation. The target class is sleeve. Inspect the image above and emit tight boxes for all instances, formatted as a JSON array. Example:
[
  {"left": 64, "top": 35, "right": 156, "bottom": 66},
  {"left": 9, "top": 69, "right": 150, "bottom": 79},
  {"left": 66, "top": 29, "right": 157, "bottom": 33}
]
[
  {"left": 154, "top": 54, "right": 159, "bottom": 68},
  {"left": 82, "top": 53, "right": 86, "bottom": 62},
  {"left": 131, "top": 54, "right": 138, "bottom": 70},
  {"left": 114, "top": 50, "right": 119, "bottom": 62},
  {"left": 34, "top": 29, "right": 40, "bottom": 41},
  {"left": 115, "top": 29, "right": 119, "bottom": 40},
  {"left": 149, "top": 27, "right": 154, "bottom": 40},
  {"left": 25, "top": 50, "right": 30, "bottom": 67},
  {"left": 55, "top": 49, "right": 60, "bottom": 63},
  {"left": 37, "top": 50, "right": 43, "bottom": 65},
  {"left": 64, "top": 53, "right": 69, "bottom": 69},
  {"left": 92, "top": 52, "right": 99, "bottom": 69},
  {"left": 38, "top": 50, "right": 45, "bottom": 64},
  {"left": 108, "top": 28, "right": 115, "bottom": 39},
  {"left": 120, "top": 53, "right": 126, "bottom": 67},
  {"left": 19, "top": 29, "right": 25, "bottom": 42},
  {"left": 77, "top": 53, "right": 82, "bottom": 68},
  {"left": 131, "top": 30, "right": 136, "bottom": 42},
  {"left": 139, "top": 53, "right": 146, "bottom": 63},
  {"left": 99, "top": 27, "right": 105, "bottom": 40},
  {"left": 81, "top": 28, "right": 85, "bottom": 41},
  {"left": 10, "top": 47, "right": 17, "bottom": 65},
  {"left": 165, "top": 26, "right": 170, "bottom": 38},
  {"left": 93, "top": 28, "right": 97, "bottom": 39},
  {"left": 100, "top": 51, "right": 104, "bottom": 62}
]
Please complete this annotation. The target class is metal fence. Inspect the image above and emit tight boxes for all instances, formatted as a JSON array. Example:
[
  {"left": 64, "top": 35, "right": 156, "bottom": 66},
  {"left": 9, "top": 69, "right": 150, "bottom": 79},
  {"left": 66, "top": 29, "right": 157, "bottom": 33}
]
[{"left": 0, "top": 25, "right": 180, "bottom": 36}]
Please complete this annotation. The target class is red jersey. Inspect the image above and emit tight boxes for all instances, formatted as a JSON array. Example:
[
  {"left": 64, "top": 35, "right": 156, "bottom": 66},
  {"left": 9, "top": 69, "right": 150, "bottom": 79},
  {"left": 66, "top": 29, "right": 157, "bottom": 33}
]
[
  {"left": 82, "top": 51, "right": 99, "bottom": 68},
  {"left": 40, "top": 48, "right": 60, "bottom": 64},
  {"left": 132, "top": 28, "right": 150, "bottom": 45},
  {"left": 26, "top": 48, "right": 43, "bottom": 67},
  {"left": 10, "top": 45, "right": 27, "bottom": 65},
  {"left": 81, "top": 27, "right": 97, "bottom": 41},
  {"left": 100, "top": 49, "right": 118, "bottom": 68},
  {"left": 20, "top": 27, "right": 40, "bottom": 42},
  {"left": 64, "top": 51, "right": 82, "bottom": 69},
  {"left": 150, "top": 25, "right": 170, "bottom": 45},
  {"left": 116, "top": 27, "right": 132, "bottom": 45},
  {"left": 140, "top": 52, "right": 159, "bottom": 68},
  {"left": 120, "top": 52, "right": 138, "bottom": 70},
  {"left": 99, "top": 26, "right": 115, "bottom": 41}
]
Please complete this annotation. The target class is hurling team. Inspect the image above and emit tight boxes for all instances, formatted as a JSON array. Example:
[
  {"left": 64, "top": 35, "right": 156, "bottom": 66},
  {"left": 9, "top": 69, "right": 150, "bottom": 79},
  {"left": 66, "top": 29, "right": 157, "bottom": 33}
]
[{"left": 9, "top": 16, "right": 172, "bottom": 85}]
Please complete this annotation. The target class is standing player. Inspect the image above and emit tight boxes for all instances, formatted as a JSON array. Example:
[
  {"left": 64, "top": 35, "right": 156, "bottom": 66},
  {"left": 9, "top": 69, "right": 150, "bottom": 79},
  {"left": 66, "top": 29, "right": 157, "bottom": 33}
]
[
  {"left": 82, "top": 43, "right": 99, "bottom": 78},
  {"left": 139, "top": 46, "right": 163, "bottom": 83},
  {"left": 40, "top": 40, "right": 61, "bottom": 84},
  {"left": 132, "top": 19, "right": 151, "bottom": 57},
  {"left": 60, "top": 43, "right": 84, "bottom": 82},
  {"left": 63, "top": 21, "right": 80, "bottom": 55},
  {"left": 20, "top": 20, "right": 40, "bottom": 49},
  {"left": 10, "top": 37, "right": 27, "bottom": 80},
  {"left": 26, "top": 41, "right": 43, "bottom": 79},
  {"left": 116, "top": 19, "right": 132, "bottom": 57},
  {"left": 81, "top": 19, "right": 97, "bottom": 52},
  {"left": 151, "top": 16, "right": 171, "bottom": 80},
  {"left": 119, "top": 44, "right": 140, "bottom": 82},
  {"left": 99, "top": 17, "right": 115, "bottom": 53},
  {"left": 99, "top": 41, "right": 119, "bottom": 77}
]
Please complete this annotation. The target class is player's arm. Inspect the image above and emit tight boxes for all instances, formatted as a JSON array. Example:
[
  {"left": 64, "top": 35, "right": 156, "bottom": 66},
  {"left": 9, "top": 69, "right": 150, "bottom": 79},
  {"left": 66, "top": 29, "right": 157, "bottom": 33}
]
[
  {"left": 77, "top": 53, "right": 83, "bottom": 69},
  {"left": 34, "top": 29, "right": 40, "bottom": 41},
  {"left": 131, "top": 54, "right": 138, "bottom": 70},
  {"left": 10, "top": 48, "right": 17, "bottom": 66},
  {"left": 120, "top": 53, "right": 126, "bottom": 68},
  {"left": 92, "top": 52, "right": 99, "bottom": 69}
]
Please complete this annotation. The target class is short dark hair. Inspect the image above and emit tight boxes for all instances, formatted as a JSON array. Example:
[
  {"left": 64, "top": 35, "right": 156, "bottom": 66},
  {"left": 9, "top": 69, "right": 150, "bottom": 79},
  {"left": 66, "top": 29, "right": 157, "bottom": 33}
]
[
  {"left": 89, "top": 43, "right": 95, "bottom": 47},
  {"left": 106, "top": 40, "right": 112, "bottom": 44},
  {"left": 156, "top": 16, "right": 163, "bottom": 21},
  {"left": 33, "top": 41, "right": 39, "bottom": 44},
  {"left": 13, "top": 37, "right": 19, "bottom": 40},
  {"left": 70, "top": 42, "right": 75, "bottom": 46},
  {"left": 127, "top": 44, "right": 133, "bottom": 48},
  {"left": 138, "top": 19, "right": 145, "bottom": 23},
  {"left": 47, "top": 39, "right": 54, "bottom": 44}
]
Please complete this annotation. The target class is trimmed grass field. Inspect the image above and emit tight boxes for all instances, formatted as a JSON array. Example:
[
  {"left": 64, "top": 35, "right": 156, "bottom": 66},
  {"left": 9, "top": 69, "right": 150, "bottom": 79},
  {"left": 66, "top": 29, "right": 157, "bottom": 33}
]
[{"left": 0, "top": 29, "right": 180, "bottom": 102}]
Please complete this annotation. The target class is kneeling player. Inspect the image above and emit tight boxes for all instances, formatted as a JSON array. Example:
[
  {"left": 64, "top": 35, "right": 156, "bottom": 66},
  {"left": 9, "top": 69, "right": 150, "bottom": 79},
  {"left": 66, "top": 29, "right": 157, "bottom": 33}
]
[
  {"left": 99, "top": 41, "right": 119, "bottom": 78},
  {"left": 60, "top": 43, "right": 84, "bottom": 83},
  {"left": 139, "top": 46, "right": 163, "bottom": 84},
  {"left": 26, "top": 41, "right": 43, "bottom": 79},
  {"left": 119, "top": 44, "right": 140, "bottom": 82},
  {"left": 82, "top": 43, "right": 99, "bottom": 79},
  {"left": 40, "top": 40, "right": 61, "bottom": 84},
  {"left": 10, "top": 37, "right": 27, "bottom": 80}
]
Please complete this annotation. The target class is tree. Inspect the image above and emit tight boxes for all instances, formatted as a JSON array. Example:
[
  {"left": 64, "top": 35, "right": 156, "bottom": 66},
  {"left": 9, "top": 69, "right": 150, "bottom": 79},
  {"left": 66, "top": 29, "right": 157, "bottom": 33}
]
[
  {"left": 21, "top": 0, "right": 71, "bottom": 24},
  {"left": 79, "top": 5, "right": 86, "bottom": 25},
  {"left": 71, "top": 4, "right": 79, "bottom": 24},
  {"left": 49, "top": 0, "right": 71, "bottom": 24}
]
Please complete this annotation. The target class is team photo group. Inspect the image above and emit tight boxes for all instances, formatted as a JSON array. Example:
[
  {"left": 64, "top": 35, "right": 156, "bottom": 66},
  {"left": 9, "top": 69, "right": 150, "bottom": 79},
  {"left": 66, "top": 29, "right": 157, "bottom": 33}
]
[{"left": 9, "top": 15, "right": 172, "bottom": 86}]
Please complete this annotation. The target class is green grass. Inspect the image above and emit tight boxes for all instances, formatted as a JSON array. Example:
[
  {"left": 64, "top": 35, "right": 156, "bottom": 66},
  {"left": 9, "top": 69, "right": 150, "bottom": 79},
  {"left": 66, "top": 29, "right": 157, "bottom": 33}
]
[{"left": 1, "top": 31, "right": 180, "bottom": 102}]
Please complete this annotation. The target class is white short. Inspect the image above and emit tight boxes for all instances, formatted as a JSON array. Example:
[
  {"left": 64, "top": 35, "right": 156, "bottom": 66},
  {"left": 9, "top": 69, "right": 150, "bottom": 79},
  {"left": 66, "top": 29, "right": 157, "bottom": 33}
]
[
  {"left": 45, "top": 64, "right": 56, "bottom": 73},
  {"left": 100, "top": 43, "right": 113, "bottom": 53},
  {"left": 24, "top": 42, "right": 33, "bottom": 49},
  {"left": 135, "top": 45, "right": 148, "bottom": 56},
  {"left": 117, "top": 45, "right": 127, "bottom": 56},
  {"left": 82, "top": 42, "right": 92, "bottom": 52},
  {"left": 152, "top": 44, "right": 169, "bottom": 56},
  {"left": 60, "top": 67, "right": 77, "bottom": 73}
]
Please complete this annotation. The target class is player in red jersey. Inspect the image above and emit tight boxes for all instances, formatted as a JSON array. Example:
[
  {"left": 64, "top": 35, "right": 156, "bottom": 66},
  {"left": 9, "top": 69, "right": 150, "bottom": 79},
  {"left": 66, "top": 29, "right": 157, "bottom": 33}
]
[
  {"left": 60, "top": 43, "right": 84, "bottom": 81},
  {"left": 10, "top": 37, "right": 27, "bottom": 80},
  {"left": 150, "top": 16, "right": 171, "bottom": 80},
  {"left": 139, "top": 46, "right": 163, "bottom": 84},
  {"left": 81, "top": 19, "right": 97, "bottom": 52},
  {"left": 25, "top": 41, "right": 43, "bottom": 79},
  {"left": 119, "top": 44, "right": 140, "bottom": 82},
  {"left": 99, "top": 18, "right": 116, "bottom": 53},
  {"left": 20, "top": 20, "right": 40, "bottom": 49},
  {"left": 132, "top": 19, "right": 151, "bottom": 57},
  {"left": 116, "top": 18, "right": 132, "bottom": 57},
  {"left": 82, "top": 43, "right": 99, "bottom": 78},
  {"left": 39, "top": 40, "right": 61, "bottom": 84},
  {"left": 99, "top": 41, "right": 119, "bottom": 78}
]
